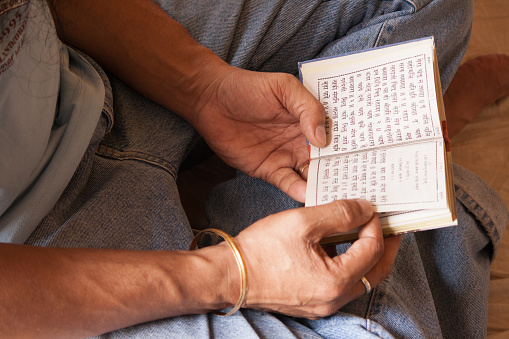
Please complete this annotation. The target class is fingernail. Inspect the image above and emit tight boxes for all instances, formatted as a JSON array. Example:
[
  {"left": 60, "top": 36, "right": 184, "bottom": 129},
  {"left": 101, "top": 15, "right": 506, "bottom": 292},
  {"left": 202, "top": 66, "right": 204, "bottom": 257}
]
[
  {"left": 356, "top": 199, "right": 374, "bottom": 219},
  {"left": 315, "top": 125, "right": 327, "bottom": 147}
]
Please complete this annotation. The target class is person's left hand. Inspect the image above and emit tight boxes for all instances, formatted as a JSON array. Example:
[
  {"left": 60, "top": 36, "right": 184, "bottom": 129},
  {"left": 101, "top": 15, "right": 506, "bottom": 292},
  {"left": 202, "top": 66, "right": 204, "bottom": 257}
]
[{"left": 187, "top": 64, "right": 327, "bottom": 203}]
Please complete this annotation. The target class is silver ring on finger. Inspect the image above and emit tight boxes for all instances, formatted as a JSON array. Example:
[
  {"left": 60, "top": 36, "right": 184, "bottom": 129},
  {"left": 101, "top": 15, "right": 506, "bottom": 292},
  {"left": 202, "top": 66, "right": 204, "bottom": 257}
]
[{"left": 361, "top": 276, "right": 372, "bottom": 294}]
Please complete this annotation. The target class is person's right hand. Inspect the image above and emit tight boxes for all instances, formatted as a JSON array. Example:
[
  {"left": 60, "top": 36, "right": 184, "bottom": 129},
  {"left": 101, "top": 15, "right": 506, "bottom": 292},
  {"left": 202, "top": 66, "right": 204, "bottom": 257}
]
[
  {"left": 230, "top": 199, "right": 401, "bottom": 319},
  {"left": 186, "top": 64, "right": 326, "bottom": 203}
]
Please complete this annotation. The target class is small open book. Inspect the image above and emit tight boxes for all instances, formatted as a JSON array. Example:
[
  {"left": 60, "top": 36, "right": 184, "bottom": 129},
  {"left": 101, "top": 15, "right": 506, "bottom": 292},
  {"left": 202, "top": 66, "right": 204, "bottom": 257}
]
[{"left": 299, "top": 37, "right": 457, "bottom": 244}]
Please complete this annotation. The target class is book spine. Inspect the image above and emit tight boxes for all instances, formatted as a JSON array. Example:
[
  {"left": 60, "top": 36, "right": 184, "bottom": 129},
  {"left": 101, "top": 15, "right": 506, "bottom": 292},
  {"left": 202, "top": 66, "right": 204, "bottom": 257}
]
[{"left": 441, "top": 120, "right": 451, "bottom": 152}]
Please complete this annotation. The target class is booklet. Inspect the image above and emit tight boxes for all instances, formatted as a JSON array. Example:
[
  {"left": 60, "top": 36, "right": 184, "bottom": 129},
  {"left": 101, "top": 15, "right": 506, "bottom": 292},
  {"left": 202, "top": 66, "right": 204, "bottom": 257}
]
[{"left": 299, "top": 37, "right": 457, "bottom": 243}]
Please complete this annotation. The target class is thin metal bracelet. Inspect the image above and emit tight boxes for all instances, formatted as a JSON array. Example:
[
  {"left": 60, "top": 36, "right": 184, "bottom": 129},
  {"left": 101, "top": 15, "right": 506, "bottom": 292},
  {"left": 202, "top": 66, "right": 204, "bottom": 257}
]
[{"left": 189, "top": 228, "right": 248, "bottom": 316}]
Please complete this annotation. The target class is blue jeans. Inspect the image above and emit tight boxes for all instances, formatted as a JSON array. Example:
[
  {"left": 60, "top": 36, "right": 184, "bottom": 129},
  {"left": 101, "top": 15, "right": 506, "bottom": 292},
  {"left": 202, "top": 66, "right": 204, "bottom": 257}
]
[{"left": 27, "top": 0, "right": 508, "bottom": 337}]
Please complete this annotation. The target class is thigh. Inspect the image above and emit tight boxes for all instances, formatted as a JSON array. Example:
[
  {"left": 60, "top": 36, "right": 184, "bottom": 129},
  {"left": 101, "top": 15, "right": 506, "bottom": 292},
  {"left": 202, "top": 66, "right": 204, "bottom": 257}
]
[
  {"left": 26, "top": 76, "right": 200, "bottom": 251},
  {"left": 156, "top": 0, "right": 472, "bottom": 90},
  {"left": 204, "top": 162, "right": 507, "bottom": 339}
]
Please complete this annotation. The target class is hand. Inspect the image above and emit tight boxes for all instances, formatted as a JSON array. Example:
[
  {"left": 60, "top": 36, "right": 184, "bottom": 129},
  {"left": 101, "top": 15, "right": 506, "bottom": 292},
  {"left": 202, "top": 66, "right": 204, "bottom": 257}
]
[
  {"left": 188, "top": 64, "right": 327, "bottom": 203},
  {"left": 232, "top": 199, "right": 401, "bottom": 319}
]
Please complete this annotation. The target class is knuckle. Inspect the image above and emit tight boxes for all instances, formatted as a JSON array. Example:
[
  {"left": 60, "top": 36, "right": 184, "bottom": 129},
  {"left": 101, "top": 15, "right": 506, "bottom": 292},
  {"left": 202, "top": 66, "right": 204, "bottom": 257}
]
[
  {"left": 334, "top": 201, "right": 357, "bottom": 227},
  {"left": 276, "top": 73, "right": 297, "bottom": 90},
  {"left": 281, "top": 72, "right": 296, "bottom": 82},
  {"left": 309, "top": 304, "right": 338, "bottom": 319},
  {"left": 290, "top": 208, "right": 314, "bottom": 236},
  {"left": 272, "top": 170, "right": 293, "bottom": 191},
  {"left": 372, "top": 238, "right": 385, "bottom": 258},
  {"left": 314, "top": 284, "right": 347, "bottom": 314},
  {"left": 315, "top": 308, "right": 335, "bottom": 319},
  {"left": 330, "top": 286, "right": 347, "bottom": 302}
]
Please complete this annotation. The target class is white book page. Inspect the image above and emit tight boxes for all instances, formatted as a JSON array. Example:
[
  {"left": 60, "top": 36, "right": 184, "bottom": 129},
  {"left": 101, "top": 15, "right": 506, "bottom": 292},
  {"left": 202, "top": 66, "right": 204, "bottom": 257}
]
[
  {"left": 379, "top": 209, "right": 456, "bottom": 228},
  {"left": 305, "top": 139, "right": 447, "bottom": 212},
  {"left": 322, "top": 208, "right": 456, "bottom": 243},
  {"left": 301, "top": 39, "right": 442, "bottom": 159}
]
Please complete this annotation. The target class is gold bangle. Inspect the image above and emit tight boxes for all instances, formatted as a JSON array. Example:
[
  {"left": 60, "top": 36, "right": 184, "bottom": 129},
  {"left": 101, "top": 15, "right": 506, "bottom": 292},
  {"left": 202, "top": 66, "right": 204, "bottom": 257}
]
[
  {"left": 189, "top": 228, "right": 248, "bottom": 316},
  {"left": 298, "top": 161, "right": 310, "bottom": 175}
]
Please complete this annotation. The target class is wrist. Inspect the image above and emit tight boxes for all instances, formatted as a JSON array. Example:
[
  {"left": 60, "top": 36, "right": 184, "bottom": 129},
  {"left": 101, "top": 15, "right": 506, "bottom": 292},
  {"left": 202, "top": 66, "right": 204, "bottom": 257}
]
[
  {"left": 170, "top": 46, "right": 231, "bottom": 126},
  {"left": 177, "top": 242, "right": 241, "bottom": 313}
]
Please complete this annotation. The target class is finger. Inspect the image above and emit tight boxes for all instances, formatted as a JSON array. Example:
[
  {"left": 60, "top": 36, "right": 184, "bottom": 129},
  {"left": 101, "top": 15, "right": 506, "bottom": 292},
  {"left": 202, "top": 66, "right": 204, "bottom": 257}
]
[
  {"left": 303, "top": 200, "right": 375, "bottom": 241},
  {"left": 304, "top": 116, "right": 327, "bottom": 148},
  {"left": 332, "top": 214, "right": 384, "bottom": 286},
  {"left": 277, "top": 74, "right": 327, "bottom": 148},
  {"left": 367, "top": 235, "right": 401, "bottom": 285},
  {"left": 268, "top": 167, "right": 307, "bottom": 203},
  {"left": 296, "top": 160, "right": 310, "bottom": 181},
  {"left": 352, "top": 234, "right": 401, "bottom": 297}
]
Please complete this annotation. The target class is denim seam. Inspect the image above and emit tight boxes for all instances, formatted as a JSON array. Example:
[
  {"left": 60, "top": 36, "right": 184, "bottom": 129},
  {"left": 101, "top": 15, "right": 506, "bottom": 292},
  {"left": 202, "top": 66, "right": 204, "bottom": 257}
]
[
  {"left": 364, "top": 287, "right": 377, "bottom": 327},
  {"left": 72, "top": 48, "right": 114, "bottom": 133},
  {"left": 95, "top": 143, "right": 178, "bottom": 180},
  {"left": 454, "top": 185, "right": 501, "bottom": 258},
  {"left": 456, "top": 185, "right": 499, "bottom": 239},
  {"left": 374, "top": 21, "right": 388, "bottom": 47},
  {"left": 373, "top": 0, "right": 419, "bottom": 48},
  {"left": 289, "top": 328, "right": 323, "bottom": 339}
]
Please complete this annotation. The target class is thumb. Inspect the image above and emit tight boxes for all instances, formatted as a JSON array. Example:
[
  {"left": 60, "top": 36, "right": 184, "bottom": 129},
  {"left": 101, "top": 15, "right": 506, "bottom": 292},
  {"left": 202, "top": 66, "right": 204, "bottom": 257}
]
[
  {"left": 277, "top": 74, "right": 327, "bottom": 148},
  {"left": 303, "top": 199, "right": 375, "bottom": 242}
]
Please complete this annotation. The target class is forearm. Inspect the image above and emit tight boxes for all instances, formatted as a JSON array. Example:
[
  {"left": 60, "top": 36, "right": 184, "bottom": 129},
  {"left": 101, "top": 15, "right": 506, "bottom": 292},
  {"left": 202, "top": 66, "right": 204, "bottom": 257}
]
[
  {"left": 46, "top": 0, "right": 227, "bottom": 124},
  {"left": 0, "top": 243, "right": 236, "bottom": 338}
]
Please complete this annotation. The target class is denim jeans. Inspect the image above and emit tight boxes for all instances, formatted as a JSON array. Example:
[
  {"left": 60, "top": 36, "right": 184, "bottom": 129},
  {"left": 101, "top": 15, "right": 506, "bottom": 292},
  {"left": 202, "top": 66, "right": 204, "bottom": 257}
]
[{"left": 26, "top": 0, "right": 508, "bottom": 337}]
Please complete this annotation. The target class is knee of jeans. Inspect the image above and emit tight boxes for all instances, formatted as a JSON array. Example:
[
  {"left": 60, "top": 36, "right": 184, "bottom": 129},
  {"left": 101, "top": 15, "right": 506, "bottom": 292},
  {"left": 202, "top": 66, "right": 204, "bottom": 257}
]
[{"left": 374, "top": 0, "right": 473, "bottom": 89}]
